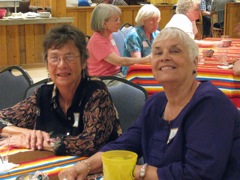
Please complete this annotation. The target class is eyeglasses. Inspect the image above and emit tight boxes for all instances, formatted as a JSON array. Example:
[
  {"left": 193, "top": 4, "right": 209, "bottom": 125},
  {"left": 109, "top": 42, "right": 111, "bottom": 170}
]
[
  {"left": 48, "top": 54, "right": 80, "bottom": 65},
  {"left": 147, "top": 18, "right": 159, "bottom": 24},
  {"left": 107, "top": 18, "right": 121, "bottom": 23},
  {"left": 149, "top": 19, "right": 159, "bottom": 24}
]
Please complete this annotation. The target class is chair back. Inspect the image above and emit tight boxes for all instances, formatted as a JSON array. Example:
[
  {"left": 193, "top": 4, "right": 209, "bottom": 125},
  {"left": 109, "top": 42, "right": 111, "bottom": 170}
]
[
  {"left": 112, "top": 23, "right": 135, "bottom": 57},
  {"left": 0, "top": 66, "right": 33, "bottom": 110},
  {"left": 112, "top": 30, "right": 125, "bottom": 56},
  {"left": 211, "top": 11, "right": 224, "bottom": 37},
  {"left": 120, "top": 23, "right": 134, "bottom": 36},
  {"left": 99, "top": 76, "right": 148, "bottom": 132},
  {"left": 24, "top": 78, "right": 52, "bottom": 99}
]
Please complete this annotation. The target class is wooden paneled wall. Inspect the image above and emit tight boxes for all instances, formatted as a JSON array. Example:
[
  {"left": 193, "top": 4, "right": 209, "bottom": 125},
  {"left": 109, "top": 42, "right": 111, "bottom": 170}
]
[
  {"left": 66, "top": 5, "right": 174, "bottom": 36},
  {"left": 0, "top": 22, "right": 71, "bottom": 67},
  {"left": 30, "top": 0, "right": 50, "bottom": 8},
  {"left": 224, "top": 2, "right": 240, "bottom": 38}
]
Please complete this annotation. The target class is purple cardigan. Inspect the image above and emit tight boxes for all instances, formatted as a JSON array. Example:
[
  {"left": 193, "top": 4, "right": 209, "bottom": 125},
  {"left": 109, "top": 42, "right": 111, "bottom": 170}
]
[{"left": 101, "top": 81, "right": 240, "bottom": 179}]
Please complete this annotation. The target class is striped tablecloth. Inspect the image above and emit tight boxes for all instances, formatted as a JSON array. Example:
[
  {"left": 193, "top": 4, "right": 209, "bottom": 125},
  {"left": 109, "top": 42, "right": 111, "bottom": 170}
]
[
  {"left": 126, "top": 38, "right": 240, "bottom": 108},
  {"left": 0, "top": 147, "right": 102, "bottom": 180}
]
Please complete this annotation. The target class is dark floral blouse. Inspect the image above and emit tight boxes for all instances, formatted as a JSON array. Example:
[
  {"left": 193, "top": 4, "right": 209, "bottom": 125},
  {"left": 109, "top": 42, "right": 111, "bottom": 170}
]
[{"left": 0, "top": 77, "right": 122, "bottom": 156}]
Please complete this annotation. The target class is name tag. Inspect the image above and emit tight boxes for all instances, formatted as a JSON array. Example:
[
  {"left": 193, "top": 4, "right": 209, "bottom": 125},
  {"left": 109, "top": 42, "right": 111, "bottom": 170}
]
[
  {"left": 73, "top": 113, "right": 80, "bottom": 128},
  {"left": 167, "top": 128, "right": 178, "bottom": 144},
  {"left": 142, "top": 41, "right": 149, "bottom": 48},
  {"left": 111, "top": 39, "right": 116, "bottom": 46}
]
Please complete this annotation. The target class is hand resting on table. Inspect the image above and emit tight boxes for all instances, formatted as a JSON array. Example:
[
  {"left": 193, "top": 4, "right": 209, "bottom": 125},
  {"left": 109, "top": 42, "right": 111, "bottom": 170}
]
[{"left": 0, "top": 128, "right": 53, "bottom": 151}]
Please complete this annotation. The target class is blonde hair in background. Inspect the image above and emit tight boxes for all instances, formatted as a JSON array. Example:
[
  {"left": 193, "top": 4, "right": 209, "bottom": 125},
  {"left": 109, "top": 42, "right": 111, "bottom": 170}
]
[
  {"left": 176, "top": 0, "right": 201, "bottom": 14},
  {"left": 135, "top": 4, "right": 161, "bottom": 26},
  {"left": 90, "top": 4, "right": 121, "bottom": 32}
]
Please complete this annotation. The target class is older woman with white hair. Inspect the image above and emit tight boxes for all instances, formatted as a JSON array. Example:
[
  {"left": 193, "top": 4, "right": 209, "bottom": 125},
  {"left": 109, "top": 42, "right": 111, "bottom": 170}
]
[
  {"left": 121, "top": 4, "right": 160, "bottom": 74},
  {"left": 165, "top": 0, "right": 201, "bottom": 39},
  {"left": 165, "top": 0, "right": 220, "bottom": 46},
  {"left": 59, "top": 27, "right": 240, "bottom": 180},
  {"left": 124, "top": 4, "right": 160, "bottom": 58}
]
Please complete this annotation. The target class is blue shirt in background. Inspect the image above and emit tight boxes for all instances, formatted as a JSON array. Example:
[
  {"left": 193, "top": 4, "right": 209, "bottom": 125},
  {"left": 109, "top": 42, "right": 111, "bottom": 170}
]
[{"left": 121, "top": 26, "right": 159, "bottom": 75}]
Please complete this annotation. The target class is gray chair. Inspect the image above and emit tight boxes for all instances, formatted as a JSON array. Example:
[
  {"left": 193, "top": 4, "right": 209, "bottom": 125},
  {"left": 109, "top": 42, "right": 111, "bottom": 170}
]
[
  {"left": 24, "top": 78, "right": 52, "bottom": 99},
  {"left": 112, "top": 23, "right": 134, "bottom": 57},
  {"left": 112, "top": 30, "right": 125, "bottom": 57},
  {"left": 120, "top": 23, "right": 134, "bottom": 36},
  {"left": 99, "top": 76, "right": 147, "bottom": 164},
  {"left": 99, "top": 76, "right": 148, "bottom": 132},
  {"left": 0, "top": 66, "right": 33, "bottom": 110}
]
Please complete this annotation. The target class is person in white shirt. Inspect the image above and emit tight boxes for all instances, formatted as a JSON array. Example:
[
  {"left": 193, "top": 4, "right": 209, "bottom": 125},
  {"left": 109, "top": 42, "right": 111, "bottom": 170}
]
[
  {"left": 165, "top": 0, "right": 201, "bottom": 39},
  {"left": 165, "top": 0, "right": 220, "bottom": 47}
]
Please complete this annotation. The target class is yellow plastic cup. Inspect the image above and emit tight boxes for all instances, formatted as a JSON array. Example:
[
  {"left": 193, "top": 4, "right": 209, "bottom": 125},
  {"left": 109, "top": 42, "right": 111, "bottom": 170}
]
[{"left": 102, "top": 150, "right": 138, "bottom": 180}]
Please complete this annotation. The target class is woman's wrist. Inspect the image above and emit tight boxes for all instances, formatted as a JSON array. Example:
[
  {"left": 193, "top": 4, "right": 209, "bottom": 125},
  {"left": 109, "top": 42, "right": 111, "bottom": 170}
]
[{"left": 75, "top": 160, "right": 91, "bottom": 176}]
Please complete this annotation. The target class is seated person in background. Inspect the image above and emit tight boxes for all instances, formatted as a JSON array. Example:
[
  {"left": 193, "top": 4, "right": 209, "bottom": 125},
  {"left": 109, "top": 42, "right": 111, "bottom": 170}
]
[
  {"left": 59, "top": 27, "right": 240, "bottom": 180},
  {"left": 66, "top": 0, "right": 91, "bottom": 7},
  {"left": 165, "top": 0, "right": 200, "bottom": 39},
  {"left": 96, "top": 0, "right": 128, "bottom": 5},
  {"left": 122, "top": 4, "right": 160, "bottom": 75},
  {"left": 87, "top": 4, "right": 150, "bottom": 84},
  {"left": 165, "top": 0, "right": 220, "bottom": 47},
  {"left": 200, "top": 0, "right": 211, "bottom": 37},
  {"left": 211, "top": 0, "right": 235, "bottom": 29},
  {"left": 58, "top": 27, "right": 240, "bottom": 180},
  {"left": 0, "top": 24, "right": 122, "bottom": 156},
  {"left": 233, "top": 59, "right": 240, "bottom": 75},
  {"left": 78, "top": 0, "right": 91, "bottom": 6}
]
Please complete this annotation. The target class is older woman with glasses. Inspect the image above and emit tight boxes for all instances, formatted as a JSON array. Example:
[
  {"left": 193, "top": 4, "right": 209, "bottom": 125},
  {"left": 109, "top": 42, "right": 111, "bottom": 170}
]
[
  {"left": 87, "top": 4, "right": 150, "bottom": 84},
  {"left": 0, "top": 24, "right": 122, "bottom": 156}
]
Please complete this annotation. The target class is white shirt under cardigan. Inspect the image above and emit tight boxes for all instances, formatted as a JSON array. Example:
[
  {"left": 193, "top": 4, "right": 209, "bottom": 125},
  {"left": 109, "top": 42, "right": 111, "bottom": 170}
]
[{"left": 165, "top": 14, "right": 198, "bottom": 39}]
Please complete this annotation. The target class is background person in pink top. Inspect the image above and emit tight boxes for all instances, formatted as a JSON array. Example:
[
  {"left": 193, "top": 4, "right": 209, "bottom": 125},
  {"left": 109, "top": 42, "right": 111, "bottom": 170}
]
[{"left": 87, "top": 4, "right": 150, "bottom": 86}]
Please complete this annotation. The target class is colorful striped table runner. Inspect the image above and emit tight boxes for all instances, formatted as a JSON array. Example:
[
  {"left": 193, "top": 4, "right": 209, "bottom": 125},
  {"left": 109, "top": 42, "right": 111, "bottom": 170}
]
[{"left": 0, "top": 147, "right": 101, "bottom": 180}]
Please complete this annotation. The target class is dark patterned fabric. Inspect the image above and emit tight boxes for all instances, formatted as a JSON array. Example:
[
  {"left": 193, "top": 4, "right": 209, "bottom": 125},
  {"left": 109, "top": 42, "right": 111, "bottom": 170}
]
[{"left": 0, "top": 77, "right": 122, "bottom": 156}]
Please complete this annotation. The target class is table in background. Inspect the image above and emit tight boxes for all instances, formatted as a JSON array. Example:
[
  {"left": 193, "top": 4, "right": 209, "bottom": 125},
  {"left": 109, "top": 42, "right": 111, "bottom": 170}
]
[
  {"left": 0, "top": 147, "right": 101, "bottom": 180},
  {"left": 126, "top": 38, "right": 240, "bottom": 108}
]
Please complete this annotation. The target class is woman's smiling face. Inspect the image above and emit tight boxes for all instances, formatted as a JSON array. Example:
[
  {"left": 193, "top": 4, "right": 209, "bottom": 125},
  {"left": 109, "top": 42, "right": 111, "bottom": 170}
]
[
  {"left": 47, "top": 41, "right": 84, "bottom": 88},
  {"left": 151, "top": 37, "right": 197, "bottom": 85}
]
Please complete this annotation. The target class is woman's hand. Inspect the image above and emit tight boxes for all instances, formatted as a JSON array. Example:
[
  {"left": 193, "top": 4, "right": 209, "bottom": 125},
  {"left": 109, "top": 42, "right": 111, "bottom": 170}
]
[
  {"left": 145, "top": 55, "right": 152, "bottom": 64},
  {"left": 22, "top": 129, "right": 51, "bottom": 150},
  {"left": 0, "top": 129, "right": 51, "bottom": 151},
  {"left": 58, "top": 161, "right": 88, "bottom": 180},
  {"left": 58, "top": 166, "right": 81, "bottom": 180}
]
